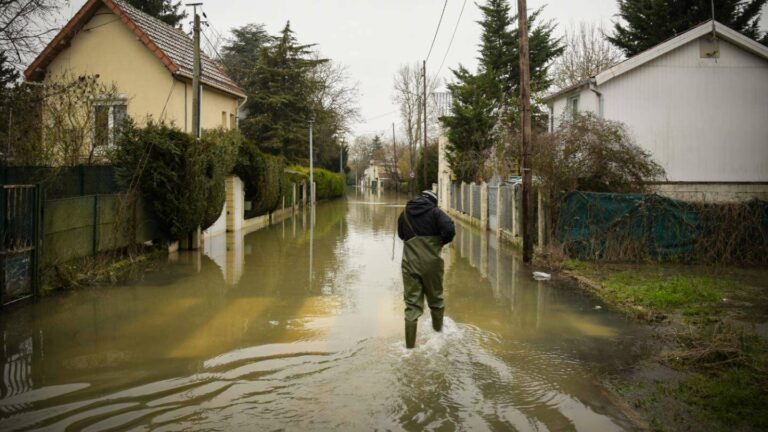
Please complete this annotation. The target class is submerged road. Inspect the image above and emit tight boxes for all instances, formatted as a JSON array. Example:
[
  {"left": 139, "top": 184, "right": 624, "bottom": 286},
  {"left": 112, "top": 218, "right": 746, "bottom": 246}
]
[{"left": 0, "top": 190, "right": 652, "bottom": 431}]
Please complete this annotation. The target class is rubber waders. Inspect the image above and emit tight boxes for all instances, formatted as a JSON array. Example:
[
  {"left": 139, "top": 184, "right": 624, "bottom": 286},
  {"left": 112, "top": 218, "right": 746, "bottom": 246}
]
[
  {"left": 405, "top": 320, "right": 417, "bottom": 349},
  {"left": 401, "top": 211, "right": 445, "bottom": 348},
  {"left": 431, "top": 309, "right": 444, "bottom": 332}
]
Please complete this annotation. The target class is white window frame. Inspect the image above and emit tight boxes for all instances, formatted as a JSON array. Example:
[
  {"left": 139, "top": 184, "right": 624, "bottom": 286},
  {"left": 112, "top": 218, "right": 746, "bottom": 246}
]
[
  {"left": 567, "top": 95, "right": 579, "bottom": 118},
  {"left": 92, "top": 93, "right": 128, "bottom": 151}
]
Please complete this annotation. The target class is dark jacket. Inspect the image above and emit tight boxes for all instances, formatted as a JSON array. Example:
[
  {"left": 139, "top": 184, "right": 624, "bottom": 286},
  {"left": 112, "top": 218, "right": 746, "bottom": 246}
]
[{"left": 397, "top": 195, "right": 456, "bottom": 245}]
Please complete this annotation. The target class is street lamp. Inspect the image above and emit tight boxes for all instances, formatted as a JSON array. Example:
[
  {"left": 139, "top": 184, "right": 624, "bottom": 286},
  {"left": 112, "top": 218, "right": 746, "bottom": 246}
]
[{"left": 308, "top": 114, "right": 315, "bottom": 205}]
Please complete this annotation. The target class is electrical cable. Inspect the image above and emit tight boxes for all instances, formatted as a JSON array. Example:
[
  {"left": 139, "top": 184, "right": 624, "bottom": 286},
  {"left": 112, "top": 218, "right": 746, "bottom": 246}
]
[
  {"left": 430, "top": 0, "right": 468, "bottom": 88},
  {"left": 425, "top": 0, "right": 449, "bottom": 62}
]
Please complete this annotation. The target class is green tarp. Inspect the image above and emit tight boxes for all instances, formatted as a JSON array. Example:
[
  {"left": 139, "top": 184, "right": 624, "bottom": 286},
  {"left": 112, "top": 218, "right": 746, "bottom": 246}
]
[{"left": 557, "top": 191, "right": 768, "bottom": 261}]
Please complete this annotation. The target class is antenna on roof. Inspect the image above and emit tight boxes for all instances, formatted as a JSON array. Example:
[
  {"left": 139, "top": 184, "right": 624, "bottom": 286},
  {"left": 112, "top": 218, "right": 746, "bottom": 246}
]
[{"left": 710, "top": 0, "right": 716, "bottom": 39}]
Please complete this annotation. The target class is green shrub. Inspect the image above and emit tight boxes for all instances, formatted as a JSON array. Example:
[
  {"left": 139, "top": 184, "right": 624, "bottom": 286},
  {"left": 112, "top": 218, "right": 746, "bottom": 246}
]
[
  {"left": 234, "top": 139, "right": 286, "bottom": 217},
  {"left": 114, "top": 121, "right": 238, "bottom": 240},
  {"left": 201, "top": 128, "right": 240, "bottom": 227},
  {"left": 286, "top": 165, "right": 345, "bottom": 200}
]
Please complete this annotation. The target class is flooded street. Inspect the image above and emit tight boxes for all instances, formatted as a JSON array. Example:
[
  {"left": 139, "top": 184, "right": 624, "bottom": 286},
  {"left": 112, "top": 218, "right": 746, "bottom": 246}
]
[{"left": 0, "top": 191, "right": 653, "bottom": 431}]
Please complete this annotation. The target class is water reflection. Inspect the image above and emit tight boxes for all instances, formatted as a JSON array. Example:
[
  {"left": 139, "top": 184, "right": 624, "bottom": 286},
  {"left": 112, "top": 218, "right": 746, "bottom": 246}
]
[{"left": 0, "top": 190, "right": 651, "bottom": 431}]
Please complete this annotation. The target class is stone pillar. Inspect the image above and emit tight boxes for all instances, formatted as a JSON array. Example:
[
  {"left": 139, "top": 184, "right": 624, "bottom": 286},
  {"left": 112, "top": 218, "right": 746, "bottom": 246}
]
[
  {"left": 480, "top": 182, "right": 488, "bottom": 230},
  {"left": 460, "top": 182, "right": 466, "bottom": 213},
  {"left": 292, "top": 183, "right": 297, "bottom": 210},
  {"left": 226, "top": 175, "right": 243, "bottom": 232}
]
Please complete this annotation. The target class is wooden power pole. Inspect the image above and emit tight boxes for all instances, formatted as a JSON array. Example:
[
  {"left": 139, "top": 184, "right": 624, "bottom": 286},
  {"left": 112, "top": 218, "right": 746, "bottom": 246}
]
[
  {"left": 518, "top": 0, "right": 533, "bottom": 263},
  {"left": 189, "top": 2, "right": 202, "bottom": 139},
  {"left": 422, "top": 60, "right": 428, "bottom": 192}
]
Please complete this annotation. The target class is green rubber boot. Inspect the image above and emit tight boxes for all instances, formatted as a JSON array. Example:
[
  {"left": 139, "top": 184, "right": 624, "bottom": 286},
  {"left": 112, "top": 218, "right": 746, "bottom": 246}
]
[
  {"left": 405, "top": 320, "right": 417, "bottom": 349},
  {"left": 431, "top": 309, "right": 444, "bottom": 332}
]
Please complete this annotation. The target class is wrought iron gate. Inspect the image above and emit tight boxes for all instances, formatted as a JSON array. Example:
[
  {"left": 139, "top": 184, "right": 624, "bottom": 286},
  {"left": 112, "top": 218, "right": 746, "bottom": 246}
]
[{"left": 0, "top": 185, "right": 42, "bottom": 306}]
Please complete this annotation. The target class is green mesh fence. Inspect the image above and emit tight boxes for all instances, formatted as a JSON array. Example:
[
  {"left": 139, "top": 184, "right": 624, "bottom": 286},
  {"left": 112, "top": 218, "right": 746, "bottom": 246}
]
[
  {"left": 1, "top": 166, "right": 120, "bottom": 199},
  {"left": 557, "top": 191, "right": 768, "bottom": 262}
]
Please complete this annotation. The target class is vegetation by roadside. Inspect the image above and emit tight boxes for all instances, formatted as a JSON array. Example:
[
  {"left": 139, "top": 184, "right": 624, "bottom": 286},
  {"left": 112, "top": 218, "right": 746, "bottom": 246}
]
[
  {"left": 44, "top": 246, "right": 167, "bottom": 292},
  {"left": 560, "top": 260, "right": 768, "bottom": 432}
]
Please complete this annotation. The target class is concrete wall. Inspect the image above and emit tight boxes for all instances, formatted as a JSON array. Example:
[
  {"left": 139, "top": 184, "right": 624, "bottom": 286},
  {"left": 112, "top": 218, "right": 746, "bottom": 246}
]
[{"left": 44, "top": 5, "right": 239, "bottom": 133}]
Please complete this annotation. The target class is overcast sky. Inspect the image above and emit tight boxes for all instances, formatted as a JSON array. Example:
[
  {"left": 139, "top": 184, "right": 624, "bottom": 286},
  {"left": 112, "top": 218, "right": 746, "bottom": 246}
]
[{"left": 66, "top": 1, "right": 767, "bottom": 138}]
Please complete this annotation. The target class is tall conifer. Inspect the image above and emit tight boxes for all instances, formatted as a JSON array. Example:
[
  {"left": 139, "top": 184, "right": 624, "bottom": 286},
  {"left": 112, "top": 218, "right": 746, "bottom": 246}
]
[{"left": 608, "top": 0, "right": 768, "bottom": 56}]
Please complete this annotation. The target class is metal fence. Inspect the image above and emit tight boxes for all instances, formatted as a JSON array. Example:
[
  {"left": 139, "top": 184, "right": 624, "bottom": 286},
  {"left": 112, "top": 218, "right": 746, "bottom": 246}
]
[
  {"left": 488, "top": 185, "right": 499, "bottom": 231},
  {"left": 462, "top": 183, "right": 470, "bottom": 214},
  {"left": 471, "top": 183, "right": 481, "bottom": 220},
  {"left": 43, "top": 194, "right": 159, "bottom": 266},
  {"left": 1, "top": 166, "right": 120, "bottom": 199},
  {"left": 499, "top": 185, "right": 515, "bottom": 232},
  {"left": 0, "top": 185, "right": 41, "bottom": 305}
]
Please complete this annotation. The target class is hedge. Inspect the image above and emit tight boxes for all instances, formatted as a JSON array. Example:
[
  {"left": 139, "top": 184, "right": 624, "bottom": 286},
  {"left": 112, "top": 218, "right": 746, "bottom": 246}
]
[
  {"left": 234, "top": 139, "right": 286, "bottom": 218},
  {"left": 114, "top": 122, "right": 238, "bottom": 240},
  {"left": 286, "top": 165, "right": 345, "bottom": 200}
]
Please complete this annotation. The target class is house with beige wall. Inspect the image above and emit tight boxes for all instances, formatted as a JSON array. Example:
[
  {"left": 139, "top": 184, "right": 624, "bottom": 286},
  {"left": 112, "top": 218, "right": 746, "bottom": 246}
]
[{"left": 24, "top": 0, "right": 245, "bottom": 145}]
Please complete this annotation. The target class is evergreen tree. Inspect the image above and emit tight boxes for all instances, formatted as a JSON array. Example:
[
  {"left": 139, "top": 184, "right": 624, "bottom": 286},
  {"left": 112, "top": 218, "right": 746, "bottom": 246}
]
[
  {"left": 124, "top": 0, "right": 187, "bottom": 27},
  {"left": 239, "top": 22, "right": 325, "bottom": 162},
  {"left": 221, "top": 24, "right": 270, "bottom": 86},
  {"left": 0, "top": 51, "right": 19, "bottom": 88},
  {"left": 441, "top": 67, "right": 496, "bottom": 182},
  {"left": 440, "top": 0, "right": 562, "bottom": 181},
  {"left": 608, "top": 0, "right": 768, "bottom": 56}
]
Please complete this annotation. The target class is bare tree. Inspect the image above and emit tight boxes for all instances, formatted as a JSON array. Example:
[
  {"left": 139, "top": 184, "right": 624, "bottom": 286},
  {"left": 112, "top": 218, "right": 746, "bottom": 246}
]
[
  {"left": 552, "top": 22, "right": 623, "bottom": 91},
  {"left": 392, "top": 62, "right": 438, "bottom": 191},
  {"left": 0, "top": 0, "right": 65, "bottom": 69}
]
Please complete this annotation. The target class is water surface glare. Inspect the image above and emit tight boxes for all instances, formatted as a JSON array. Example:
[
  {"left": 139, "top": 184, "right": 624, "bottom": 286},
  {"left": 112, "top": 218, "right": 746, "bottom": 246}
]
[{"left": 0, "top": 191, "right": 652, "bottom": 431}]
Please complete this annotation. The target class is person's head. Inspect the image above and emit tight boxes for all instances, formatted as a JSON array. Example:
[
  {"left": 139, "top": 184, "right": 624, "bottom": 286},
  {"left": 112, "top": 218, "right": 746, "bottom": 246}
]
[{"left": 421, "top": 190, "right": 437, "bottom": 206}]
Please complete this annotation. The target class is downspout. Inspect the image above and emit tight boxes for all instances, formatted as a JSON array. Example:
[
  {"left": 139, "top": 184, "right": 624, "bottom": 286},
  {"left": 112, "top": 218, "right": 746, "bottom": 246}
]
[
  {"left": 236, "top": 94, "right": 248, "bottom": 130},
  {"left": 589, "top": 78, "right": 604, "bottom": 118}
]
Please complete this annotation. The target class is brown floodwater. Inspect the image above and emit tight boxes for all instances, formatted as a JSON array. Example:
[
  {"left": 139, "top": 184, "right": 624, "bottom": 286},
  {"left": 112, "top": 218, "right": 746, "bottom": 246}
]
[{"left": 0, "top": 190, "right": 654, "bottom": 431}]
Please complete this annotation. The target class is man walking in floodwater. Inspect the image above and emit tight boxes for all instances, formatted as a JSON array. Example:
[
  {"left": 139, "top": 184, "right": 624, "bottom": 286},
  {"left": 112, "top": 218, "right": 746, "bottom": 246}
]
[{"left": 397, "top": 190, "right": 455, "bottom": 348}]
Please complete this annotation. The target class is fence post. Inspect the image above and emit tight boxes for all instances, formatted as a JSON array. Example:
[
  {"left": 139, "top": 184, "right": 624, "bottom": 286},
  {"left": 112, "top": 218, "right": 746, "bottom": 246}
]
[
  {"left": 512, "top": 185, "right": 520, "bottom": 237},
  {"left": 496, "top": 185, "right": 503, "bottom": 237},
  {"left": 538, "top": 188, "right": 547, "bottom": 250},
  {"left": 480, "top": 182, "right": 488, "bottom": 229},
  {"left": 32, "top": 183, "right": 45, "bottom": 298},
  {"left": 0, "top": 186, "right": 5, "bottom": 305},
  {"left": 469, "top": 183, "right": 475, "bottom": 219},
  {"left": 92, "top": 195, "right": 100, "bottom": 255}
]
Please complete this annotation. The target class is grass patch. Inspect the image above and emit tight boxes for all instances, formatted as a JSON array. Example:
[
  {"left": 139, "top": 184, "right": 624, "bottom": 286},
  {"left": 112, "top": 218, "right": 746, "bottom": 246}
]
[
  {"left": 602, "top": 272, "right": 725, "bottom": 313},
  {"left": 677, "top": 368, "right": 768, "bottom": 431}
]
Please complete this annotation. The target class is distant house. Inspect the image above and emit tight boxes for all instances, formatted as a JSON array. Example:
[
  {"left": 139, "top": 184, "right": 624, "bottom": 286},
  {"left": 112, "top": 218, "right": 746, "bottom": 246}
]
[
  {"left": 362, "top": 160, "right": 398, "bottom": 190},
  {"left": 24, "top": 0, "right": 246, "bottom": 143},
  {"left": 544, "top": 21, "right": 768, "bottom": 202}
]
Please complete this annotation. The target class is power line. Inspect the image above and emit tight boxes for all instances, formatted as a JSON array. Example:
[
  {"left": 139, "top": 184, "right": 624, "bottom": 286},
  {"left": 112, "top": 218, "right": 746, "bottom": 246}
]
[
  {"left": 430, "top": 0, "right": 468, "bottom": 88},
  {"left": 425, "top": 0, "right": 449, "bottom": 62}
]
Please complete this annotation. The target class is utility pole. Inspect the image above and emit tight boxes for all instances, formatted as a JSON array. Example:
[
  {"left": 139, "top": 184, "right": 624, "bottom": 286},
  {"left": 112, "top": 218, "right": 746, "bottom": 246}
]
[
  {"left": 339, "top": 141, "right": 343, "bottom": 174},
  {"left": 518, "top": 0, "right": 533, "bottom": 263},
  {"left": 188, "top": 2, "right": 203, "bottom": 139},
  {"left": 422, "top": 60, "right": 428, "bottom": 192},
  {"left": 309, "top": 116, "right": 315, "bottom": 204}
]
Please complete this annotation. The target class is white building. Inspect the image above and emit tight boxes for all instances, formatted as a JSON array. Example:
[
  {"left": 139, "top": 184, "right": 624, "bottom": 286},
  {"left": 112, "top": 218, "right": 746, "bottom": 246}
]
[
  {"left": 362, "top": 160, "right": 397, "bottom": 190},
  {"left": 544, "top": 20, "right": 768, "bottom": 202}
]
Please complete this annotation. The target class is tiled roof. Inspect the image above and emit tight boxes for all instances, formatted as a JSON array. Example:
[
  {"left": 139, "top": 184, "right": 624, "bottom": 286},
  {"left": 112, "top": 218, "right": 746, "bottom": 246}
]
[
  {"left": 112, "top": 0, "right": 244, "bottom": 97},
  {"left": 25, "top": 0, "right": 245, "bottom": 98}
]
